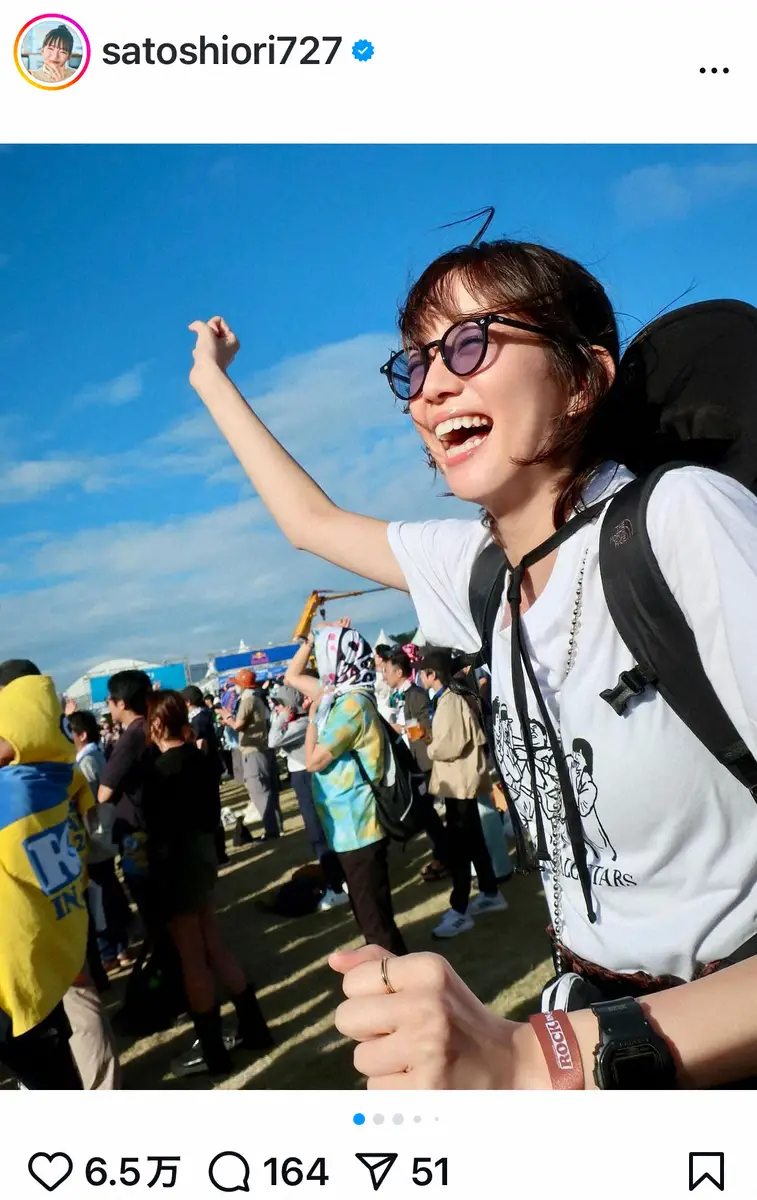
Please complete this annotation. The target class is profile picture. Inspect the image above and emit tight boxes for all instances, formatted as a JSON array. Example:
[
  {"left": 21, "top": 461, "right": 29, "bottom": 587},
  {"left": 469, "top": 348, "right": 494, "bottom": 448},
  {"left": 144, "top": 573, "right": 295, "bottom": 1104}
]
[{"left": 15, "top": 14, "right": 90, "bottom": 90}]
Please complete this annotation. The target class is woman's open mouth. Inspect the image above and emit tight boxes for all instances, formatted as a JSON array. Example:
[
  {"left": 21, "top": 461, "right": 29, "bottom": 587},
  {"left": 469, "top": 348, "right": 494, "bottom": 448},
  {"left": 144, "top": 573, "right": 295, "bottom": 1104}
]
[{"left": 434, "top": 414, "right": 493, "bottom": 464}]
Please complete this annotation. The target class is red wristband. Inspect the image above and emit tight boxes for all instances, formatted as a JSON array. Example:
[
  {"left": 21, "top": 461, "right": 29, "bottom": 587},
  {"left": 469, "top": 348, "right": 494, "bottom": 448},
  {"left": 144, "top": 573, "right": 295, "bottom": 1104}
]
[{"left": 528, "top": 1011, "right": 584, "bottom": 1090}]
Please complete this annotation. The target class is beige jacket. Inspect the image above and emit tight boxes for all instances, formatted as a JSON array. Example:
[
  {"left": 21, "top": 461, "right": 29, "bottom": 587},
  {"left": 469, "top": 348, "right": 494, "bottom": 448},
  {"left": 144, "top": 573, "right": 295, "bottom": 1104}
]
[
  {"left": 236, "top": 688, "right": 269, "bottom": 753},
  {"left": 426, "top": 689, "right": 491, "bottom": 800},
  {"left": 29, "top": 65, "right": 77, "bottom": 82}
]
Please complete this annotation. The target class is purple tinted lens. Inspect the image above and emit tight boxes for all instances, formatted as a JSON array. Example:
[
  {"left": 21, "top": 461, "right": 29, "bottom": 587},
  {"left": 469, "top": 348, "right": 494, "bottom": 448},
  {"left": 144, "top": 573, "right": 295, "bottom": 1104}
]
[
  {"left": 446, "top": 321, "right": 486, "bottom": 375},
  {"left": 389, "top": 353, "right": 412, "bottom": 398},
  {"left": 406, "top": 352, "right": 426, "bottom": 398}
]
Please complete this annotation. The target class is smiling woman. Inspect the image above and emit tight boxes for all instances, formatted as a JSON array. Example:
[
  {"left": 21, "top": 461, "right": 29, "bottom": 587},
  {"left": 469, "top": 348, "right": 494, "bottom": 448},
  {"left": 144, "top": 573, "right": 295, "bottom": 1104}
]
[
  {"left": 25, "top": 23, "right": 79, "bottom": 84},
  {"left": 188, "top": 233, "right": 757, "bottom": 1092}
]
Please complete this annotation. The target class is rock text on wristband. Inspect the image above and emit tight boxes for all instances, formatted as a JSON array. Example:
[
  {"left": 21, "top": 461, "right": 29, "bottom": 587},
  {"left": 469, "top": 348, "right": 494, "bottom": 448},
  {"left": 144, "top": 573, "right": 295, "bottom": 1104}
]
[{"left": 528, "top": 1011, "right": 584, "bottom": 1090}]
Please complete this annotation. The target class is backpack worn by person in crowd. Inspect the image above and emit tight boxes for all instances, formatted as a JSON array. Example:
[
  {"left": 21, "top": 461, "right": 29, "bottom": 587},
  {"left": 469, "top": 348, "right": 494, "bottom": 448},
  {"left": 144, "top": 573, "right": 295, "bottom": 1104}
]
[
  {"left": 260, "top": 865, "right": 328, "bottom": 918},
  {"left": 469, "top": 299, "right": 757, "bottom": 804},
  {"left": 351, "top": 703, "right": 430, "bottom": 843}
]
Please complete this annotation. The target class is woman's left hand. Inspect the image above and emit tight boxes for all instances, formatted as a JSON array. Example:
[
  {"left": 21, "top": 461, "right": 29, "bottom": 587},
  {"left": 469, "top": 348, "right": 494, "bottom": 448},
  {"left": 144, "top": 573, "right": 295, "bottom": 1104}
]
[{"left": 330, "top": 946, "right": 548, "bottom": 1090}]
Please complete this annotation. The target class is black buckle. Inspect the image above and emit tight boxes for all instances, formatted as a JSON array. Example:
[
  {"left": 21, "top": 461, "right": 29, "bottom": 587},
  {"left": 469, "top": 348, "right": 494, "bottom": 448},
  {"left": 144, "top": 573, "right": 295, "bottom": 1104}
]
[{"left": 600, "top": 666, "right": 655, "bottom": 716}]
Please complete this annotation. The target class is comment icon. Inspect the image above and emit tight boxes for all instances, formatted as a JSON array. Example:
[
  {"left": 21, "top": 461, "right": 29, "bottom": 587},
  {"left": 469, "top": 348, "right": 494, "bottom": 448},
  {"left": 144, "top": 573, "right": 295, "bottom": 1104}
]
[{"left": 208, "top": 1152, "right": 251, "bottom": 1193}]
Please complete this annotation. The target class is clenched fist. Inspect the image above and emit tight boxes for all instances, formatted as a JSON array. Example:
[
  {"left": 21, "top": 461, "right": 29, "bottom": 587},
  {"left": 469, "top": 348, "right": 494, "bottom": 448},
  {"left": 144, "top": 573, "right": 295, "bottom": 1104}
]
[
  {"left": 330, "top": 945, "right": 550, "bottom": 1090},
  {"left": 188, "top": 316, "right": 240, "bottom": 380}
]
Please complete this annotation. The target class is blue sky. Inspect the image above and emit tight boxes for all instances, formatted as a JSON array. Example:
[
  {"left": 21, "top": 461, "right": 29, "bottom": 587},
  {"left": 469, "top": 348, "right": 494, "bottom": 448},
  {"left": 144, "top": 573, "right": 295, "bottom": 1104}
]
[{"left": 2, "top": 144, "right": 757, "bottom": 689}]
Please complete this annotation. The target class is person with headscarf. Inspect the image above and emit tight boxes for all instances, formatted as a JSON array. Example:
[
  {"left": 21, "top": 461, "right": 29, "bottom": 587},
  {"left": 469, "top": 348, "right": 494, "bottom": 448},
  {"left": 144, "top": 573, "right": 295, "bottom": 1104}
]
[
  {"left": 285, "top": 624, "right": 407, "bottom": 956},
  {"left": 268, "top": 682, "right": 348, "bottom": 910}
]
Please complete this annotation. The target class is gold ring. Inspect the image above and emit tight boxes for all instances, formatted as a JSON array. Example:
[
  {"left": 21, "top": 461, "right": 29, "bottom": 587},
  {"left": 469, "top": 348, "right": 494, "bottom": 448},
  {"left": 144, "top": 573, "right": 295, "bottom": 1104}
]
[{"left": 380, "top": 957, "right": 396, "bottom": 994}]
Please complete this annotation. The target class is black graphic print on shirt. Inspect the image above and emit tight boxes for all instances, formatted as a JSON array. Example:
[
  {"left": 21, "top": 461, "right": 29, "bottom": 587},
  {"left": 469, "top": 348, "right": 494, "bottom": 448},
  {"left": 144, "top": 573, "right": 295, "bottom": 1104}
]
[{"left": 491, "top": 696, "right": 636, "bottom": 888}]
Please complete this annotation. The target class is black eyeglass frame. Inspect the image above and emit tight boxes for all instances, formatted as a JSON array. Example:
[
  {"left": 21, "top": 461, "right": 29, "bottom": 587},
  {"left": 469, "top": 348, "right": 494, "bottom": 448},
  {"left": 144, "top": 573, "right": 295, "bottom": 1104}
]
[{"left": 380, "top": 313, "right": 551, "bottom": 403}]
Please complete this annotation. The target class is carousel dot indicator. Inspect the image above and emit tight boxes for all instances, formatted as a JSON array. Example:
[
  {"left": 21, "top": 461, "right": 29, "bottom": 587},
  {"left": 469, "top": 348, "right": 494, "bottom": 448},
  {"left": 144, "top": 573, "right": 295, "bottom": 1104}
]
[
  {"left": 393, "top": 1114, "right": 404, "bottom": 1125},
  {"left": 414, "top": 1116, "right": 422, "bottom": 1123},
  {"left": 373, "top": 1114, "right": 385, "bottom": 1125},
  {"left": 353, "top": 1113, "right": 366, "bottom": 1125}
]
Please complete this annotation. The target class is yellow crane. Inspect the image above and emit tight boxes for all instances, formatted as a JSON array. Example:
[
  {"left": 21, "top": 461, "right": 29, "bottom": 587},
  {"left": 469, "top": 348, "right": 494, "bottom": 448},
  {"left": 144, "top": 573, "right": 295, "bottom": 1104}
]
[{"left": 292, "top": 588, "right": 389, "bottom": 641}]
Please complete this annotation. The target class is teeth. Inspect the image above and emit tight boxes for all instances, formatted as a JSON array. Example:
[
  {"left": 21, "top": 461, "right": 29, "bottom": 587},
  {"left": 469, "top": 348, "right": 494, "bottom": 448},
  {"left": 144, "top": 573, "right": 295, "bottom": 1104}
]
[
  {"left": 435, "top": 415, "right": 491, "bottom": 438},
  {"left": 446, "top": 435, "right": 484, "bottom": 458}
]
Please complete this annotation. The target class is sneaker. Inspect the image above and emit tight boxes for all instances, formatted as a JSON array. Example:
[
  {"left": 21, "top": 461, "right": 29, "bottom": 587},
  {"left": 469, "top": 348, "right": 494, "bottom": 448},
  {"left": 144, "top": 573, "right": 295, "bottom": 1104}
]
[
  {"left": 467, "top": 891, "right": 508, "bottom": 917},
  {"left": 317, "top": 887, "right": 350, "bottom": 912},
  {"left": 431, "top": 909, "right": 475, "bottom": 939}
]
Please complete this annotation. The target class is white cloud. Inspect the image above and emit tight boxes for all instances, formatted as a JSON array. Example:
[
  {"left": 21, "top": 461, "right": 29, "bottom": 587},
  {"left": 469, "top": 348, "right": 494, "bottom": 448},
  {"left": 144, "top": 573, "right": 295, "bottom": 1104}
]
[
  {"left": 2, "top": 335, "right": 403, "bottom": 502},
  {"left": 73, "top": 363, "right": 146, "bottom": 408},
  {"left": 1, "top": 494, "right": 444, "bottom": 689},
  {"left": 615, "top": 159, "right": 757, "bottom": 224},
  {"left": 1, "top": 332, "right": 471, "bottom": 685},
  {"left": 0, "top": 457, "right": 100, "bottom": 502}
]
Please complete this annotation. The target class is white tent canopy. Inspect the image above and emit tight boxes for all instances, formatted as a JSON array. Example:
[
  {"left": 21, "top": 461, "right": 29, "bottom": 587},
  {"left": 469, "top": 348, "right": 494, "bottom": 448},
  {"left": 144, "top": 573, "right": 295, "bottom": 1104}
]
[{"left": 64, "top": 657, "right": 155, "bottom": 704}]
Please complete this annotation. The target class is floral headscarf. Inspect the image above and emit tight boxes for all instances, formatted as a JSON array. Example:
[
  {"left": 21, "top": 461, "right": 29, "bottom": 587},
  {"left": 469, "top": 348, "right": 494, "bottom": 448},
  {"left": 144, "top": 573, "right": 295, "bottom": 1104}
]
[{"left": 313, "top": 624, "right": 375, "bottom": 730}]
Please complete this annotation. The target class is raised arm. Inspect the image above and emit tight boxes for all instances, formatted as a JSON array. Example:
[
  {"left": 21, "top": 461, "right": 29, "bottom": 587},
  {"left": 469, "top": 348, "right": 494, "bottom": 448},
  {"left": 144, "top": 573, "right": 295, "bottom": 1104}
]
[{"left": 189, "top": 318, "right": 408, "bottom": 592}]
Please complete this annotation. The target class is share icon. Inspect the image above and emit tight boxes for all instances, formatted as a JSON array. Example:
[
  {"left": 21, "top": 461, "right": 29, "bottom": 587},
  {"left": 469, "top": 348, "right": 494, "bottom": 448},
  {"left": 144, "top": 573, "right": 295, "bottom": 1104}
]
[{"left": 355, "top": 1153, "right": 399, "bottom": 1192}]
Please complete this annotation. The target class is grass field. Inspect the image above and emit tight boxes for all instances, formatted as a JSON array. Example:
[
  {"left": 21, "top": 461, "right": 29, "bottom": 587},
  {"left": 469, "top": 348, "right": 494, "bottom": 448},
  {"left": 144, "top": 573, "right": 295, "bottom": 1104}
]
[
  {"left": 2, "top": 783, "right": 555, "bottom": 1091},
  {"left": 114, "top": 782, "right": 555, "bottom": 1090}
]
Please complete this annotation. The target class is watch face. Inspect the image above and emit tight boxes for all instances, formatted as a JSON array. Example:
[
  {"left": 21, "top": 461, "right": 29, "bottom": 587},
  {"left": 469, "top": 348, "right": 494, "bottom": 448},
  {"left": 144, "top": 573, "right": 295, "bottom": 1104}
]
[{"left": 609, "top": 1044, "right": 668, "bottom": 1089}]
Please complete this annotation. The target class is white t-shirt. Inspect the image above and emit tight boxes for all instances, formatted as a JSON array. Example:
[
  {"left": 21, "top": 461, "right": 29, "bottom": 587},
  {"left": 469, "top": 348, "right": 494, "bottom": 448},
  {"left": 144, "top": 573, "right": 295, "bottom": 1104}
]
[
  {"left": 388, "top": 463, "right": 757, "bottom": 980},
  {"left": 374, "top": 672, "right": 395, "bottom": 722}
]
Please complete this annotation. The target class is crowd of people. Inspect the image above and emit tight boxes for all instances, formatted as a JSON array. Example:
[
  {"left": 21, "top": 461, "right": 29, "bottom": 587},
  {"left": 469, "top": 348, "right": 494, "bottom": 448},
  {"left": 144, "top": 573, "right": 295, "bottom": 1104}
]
[
  {"left": 0, "top": 628, "right": 514, "bottom": 1089},
  {"left": 0, "top": 662, "right": 275, "bottom": 1089}
]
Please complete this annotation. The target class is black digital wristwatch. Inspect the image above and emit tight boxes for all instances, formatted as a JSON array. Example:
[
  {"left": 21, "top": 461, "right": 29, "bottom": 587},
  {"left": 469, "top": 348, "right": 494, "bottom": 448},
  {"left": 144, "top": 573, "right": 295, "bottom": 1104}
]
[{"left": 591, "top": 997, "right": 677, "bottom": 1089}]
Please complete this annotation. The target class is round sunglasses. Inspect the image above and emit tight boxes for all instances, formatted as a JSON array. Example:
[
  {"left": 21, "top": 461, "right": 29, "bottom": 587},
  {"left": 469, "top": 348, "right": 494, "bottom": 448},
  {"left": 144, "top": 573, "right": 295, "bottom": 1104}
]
[{"left": 380, "top": 313, "right": 549, "bottom": 405}]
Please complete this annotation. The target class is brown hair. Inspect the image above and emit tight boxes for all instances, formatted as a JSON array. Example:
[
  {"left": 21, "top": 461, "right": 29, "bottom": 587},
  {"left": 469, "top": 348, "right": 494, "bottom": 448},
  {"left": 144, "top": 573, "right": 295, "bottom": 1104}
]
[
  {"left": 146, "top": 689, "right": 191, "bottom": 743},
  {"left": 399, "top": 239, "right": 621, "bottom": 528},
  {"left": 43, "top": 24, "right": 74, "bottom": 54}
]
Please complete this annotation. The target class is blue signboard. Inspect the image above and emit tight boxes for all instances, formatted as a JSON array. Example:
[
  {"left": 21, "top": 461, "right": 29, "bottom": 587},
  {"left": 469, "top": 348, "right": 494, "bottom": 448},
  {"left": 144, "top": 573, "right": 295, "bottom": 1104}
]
[
  {"left": 214, "top": 644, "right": 299, "bottom": 676},
  {"left": 89, "top": 661, "right": 189, "bottom": 704}
]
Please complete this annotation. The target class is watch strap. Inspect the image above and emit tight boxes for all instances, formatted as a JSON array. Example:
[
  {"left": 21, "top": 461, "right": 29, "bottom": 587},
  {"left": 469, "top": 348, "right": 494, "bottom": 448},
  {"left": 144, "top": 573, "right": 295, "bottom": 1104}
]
[{"left": 591, "top": 996, "right": 651, "bottom": 1040}]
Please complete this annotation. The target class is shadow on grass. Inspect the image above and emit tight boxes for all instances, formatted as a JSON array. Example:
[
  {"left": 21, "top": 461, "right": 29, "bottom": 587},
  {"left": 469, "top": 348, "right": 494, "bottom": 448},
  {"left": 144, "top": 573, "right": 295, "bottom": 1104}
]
[{"left": 106, "top": 788, "right": 554, "bottom": 1091}]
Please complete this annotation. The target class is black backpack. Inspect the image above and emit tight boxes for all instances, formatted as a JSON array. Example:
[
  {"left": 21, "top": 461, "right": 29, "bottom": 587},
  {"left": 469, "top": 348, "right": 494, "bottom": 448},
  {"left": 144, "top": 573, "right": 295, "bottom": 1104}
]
[
  {"left": 351, "top": 705, "right": 430, "bottom": 843},
  {"left": 267, "top": 872, "right": 325, "bottom": 917},
  {"left": 469, "top": 299, "right": 757, "bottom": 800}
]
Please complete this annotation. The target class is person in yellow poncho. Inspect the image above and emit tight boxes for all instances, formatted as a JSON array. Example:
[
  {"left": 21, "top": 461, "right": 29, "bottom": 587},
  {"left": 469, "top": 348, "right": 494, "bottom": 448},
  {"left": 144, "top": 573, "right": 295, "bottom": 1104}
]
[{"left": 0, "top": 659, "right": 93, "bottom": 1088}]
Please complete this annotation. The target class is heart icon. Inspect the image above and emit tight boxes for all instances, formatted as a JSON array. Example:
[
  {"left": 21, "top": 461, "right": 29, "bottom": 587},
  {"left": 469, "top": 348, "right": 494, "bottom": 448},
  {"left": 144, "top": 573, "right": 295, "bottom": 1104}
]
[{"left": 28, "top": 1153, "right": 74, "bottom": 1192}]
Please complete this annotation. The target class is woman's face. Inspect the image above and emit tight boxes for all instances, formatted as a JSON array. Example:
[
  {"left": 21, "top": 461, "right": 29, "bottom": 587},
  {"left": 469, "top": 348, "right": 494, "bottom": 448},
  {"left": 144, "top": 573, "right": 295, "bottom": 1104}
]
[
  {"left": 42, "top": 40, "right": 70, "bottom": 68},
  {"left": 407, "top": 278, "right": 571, "bottom": 514}
]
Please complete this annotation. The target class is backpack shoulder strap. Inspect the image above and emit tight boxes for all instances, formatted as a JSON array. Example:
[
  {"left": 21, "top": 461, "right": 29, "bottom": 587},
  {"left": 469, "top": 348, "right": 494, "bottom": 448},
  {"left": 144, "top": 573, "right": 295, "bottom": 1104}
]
[
  {"left": 468, "top": 541, "right": 508, "bottom": 670},
  {"left": 350, "top": 747, "right": 379, "bottom": 797},
  {"left": 599, "top": 465, "right": 757, "bottom": 796}
]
